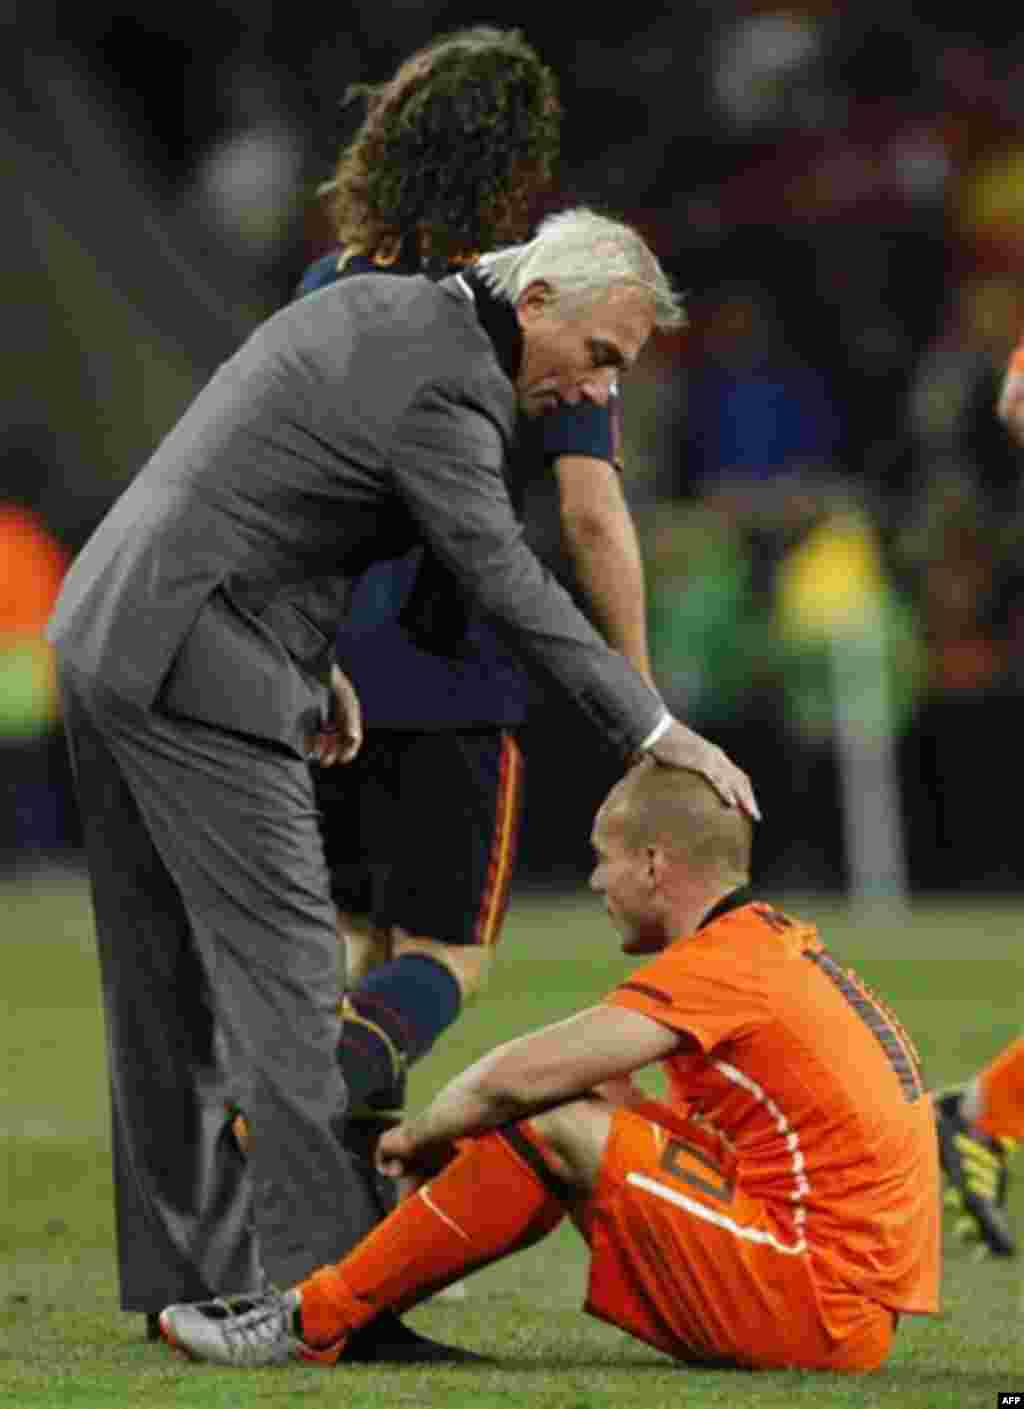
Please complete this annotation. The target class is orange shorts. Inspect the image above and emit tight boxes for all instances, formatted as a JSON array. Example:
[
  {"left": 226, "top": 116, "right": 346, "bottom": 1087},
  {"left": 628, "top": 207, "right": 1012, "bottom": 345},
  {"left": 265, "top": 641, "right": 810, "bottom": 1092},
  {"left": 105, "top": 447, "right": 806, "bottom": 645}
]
[{"left": 581, "top": 1103, "right": 894, "bottom": 1372}]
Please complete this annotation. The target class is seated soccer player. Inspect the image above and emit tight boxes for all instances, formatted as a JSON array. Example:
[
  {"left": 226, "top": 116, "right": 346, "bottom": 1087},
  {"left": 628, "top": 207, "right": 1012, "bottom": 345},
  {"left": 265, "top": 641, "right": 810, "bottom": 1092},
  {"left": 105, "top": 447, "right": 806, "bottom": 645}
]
[
  {"left": 161, "top": 762, "right": 939, "bottom": 1372},
  {"left": 936, "top": 1037, "right": 1022, "bottom": 1258}
]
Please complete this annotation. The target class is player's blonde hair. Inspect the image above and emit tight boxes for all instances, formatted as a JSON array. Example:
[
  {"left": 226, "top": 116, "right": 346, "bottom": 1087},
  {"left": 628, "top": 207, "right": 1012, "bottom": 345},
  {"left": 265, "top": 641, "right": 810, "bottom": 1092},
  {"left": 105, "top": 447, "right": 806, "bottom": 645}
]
[
  {"left": 600, "top": 760, "right": 752, "bottom": 886},
  {"left": 476, "top": 208, "right": 686, "bottom": 329}
]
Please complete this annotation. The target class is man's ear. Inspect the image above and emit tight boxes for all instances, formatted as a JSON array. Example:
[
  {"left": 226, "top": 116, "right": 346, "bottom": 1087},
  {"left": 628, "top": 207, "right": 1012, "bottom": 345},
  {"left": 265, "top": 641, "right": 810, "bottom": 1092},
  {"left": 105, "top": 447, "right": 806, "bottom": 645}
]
[{"left": 515, "top": 279, "right": 554, "bottom": 324}]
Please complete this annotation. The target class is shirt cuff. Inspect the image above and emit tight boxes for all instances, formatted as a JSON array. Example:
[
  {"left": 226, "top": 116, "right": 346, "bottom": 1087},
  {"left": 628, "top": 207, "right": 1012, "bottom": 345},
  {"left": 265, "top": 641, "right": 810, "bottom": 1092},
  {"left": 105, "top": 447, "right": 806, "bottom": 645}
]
[{"left": 639, "top": 710, "right": 673, "bottom": 751}]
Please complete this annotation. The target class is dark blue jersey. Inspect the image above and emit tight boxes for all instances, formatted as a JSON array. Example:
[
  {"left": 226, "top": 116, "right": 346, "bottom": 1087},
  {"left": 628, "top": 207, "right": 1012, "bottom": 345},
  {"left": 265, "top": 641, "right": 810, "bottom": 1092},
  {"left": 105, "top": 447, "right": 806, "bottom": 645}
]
[{"left": 293, "top": 249, "right": 620, "bottom": 729}]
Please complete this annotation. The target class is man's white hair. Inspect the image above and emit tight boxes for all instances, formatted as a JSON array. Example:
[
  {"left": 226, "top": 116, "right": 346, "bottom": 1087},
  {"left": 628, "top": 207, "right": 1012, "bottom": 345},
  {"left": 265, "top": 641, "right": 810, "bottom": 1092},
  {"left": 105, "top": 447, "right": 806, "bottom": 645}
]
[{"left": 476, "top": 208, "right": 685, "bottom": 329}]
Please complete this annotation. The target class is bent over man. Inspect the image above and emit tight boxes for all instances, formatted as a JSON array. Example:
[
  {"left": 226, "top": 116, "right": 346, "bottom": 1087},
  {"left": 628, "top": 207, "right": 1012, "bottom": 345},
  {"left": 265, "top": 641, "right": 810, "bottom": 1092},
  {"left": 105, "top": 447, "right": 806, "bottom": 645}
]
[
  {"left": 49, "top": 208, "right": 755, "bottom": 1348},
  {"left": 162, "top": 761, "right": 937, "bottom": 1373}
]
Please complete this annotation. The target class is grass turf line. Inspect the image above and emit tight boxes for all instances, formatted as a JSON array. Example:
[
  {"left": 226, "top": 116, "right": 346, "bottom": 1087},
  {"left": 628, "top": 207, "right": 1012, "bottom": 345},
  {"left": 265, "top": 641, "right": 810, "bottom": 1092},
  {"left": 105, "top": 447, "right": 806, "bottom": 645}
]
[{"left": 2, "top": 876, "right": 1023, "bottom": 1407}]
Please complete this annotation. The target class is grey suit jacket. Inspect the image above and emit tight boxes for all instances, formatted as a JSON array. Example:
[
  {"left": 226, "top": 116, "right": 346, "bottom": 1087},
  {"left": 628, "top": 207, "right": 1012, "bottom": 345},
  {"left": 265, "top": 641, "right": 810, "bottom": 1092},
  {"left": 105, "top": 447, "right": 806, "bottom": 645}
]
[{"left": 48, "top": 273, "right": 664, "bottom": 757}]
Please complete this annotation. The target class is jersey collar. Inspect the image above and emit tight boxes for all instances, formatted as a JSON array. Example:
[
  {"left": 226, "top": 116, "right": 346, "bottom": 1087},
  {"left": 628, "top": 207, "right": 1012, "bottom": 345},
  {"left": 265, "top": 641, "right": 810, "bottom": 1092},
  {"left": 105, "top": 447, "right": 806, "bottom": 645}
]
[{"left": 698, "top": 885, "right": 754, "bottom": 930}]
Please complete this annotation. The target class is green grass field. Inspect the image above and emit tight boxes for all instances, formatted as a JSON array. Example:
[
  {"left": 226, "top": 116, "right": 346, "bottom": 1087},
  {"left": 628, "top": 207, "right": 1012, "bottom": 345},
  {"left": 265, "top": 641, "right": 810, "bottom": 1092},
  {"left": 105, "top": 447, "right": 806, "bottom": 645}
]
[{"left": 3, "top": 870, "right": 1023, "bottom": 1408}]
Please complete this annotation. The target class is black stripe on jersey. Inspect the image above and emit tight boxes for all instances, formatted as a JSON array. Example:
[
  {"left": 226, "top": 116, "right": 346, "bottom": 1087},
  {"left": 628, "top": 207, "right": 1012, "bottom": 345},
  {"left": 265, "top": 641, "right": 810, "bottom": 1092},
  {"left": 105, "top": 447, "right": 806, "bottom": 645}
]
[
  {"left": 751, "top": 903, "right": 794, "bottom": 933},
  {"left": 617, "top": 981, "right": 673, "bottom": 1006},
  {"left": 804, "top": 949, "right": 924, "bottom": 1103}
]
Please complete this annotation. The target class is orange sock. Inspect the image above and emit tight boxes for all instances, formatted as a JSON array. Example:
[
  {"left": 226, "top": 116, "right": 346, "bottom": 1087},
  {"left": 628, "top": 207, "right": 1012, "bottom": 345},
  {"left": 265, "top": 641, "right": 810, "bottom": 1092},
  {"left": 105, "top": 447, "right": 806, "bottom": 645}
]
[
  {"left": 297, "top": 1124, "right": 568, "bottom": 1349},
  {"left": 974, "top": 1037, "right": 1024, "bottom": 1140}
]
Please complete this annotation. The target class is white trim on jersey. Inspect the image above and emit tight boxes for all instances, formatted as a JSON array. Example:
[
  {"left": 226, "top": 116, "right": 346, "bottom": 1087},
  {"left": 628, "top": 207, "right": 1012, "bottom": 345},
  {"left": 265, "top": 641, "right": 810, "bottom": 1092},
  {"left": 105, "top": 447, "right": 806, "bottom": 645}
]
[
  {"left": 626, "top": 1172, "right": 808, "bottom": 1256},
  {"left": 713, "top": 1059, "right": 811, "bottom": 1215}
]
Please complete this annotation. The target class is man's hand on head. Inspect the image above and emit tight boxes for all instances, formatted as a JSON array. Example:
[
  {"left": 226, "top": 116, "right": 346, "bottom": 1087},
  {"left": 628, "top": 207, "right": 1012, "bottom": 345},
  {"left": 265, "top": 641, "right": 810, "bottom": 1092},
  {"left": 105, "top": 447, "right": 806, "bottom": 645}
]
[{"left": 642, "top": 720, "right": 760, "bottom": 820}]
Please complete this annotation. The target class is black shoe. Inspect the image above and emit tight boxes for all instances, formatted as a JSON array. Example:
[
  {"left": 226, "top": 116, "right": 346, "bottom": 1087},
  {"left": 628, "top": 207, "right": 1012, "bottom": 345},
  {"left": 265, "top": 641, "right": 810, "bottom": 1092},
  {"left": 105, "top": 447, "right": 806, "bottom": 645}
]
[
  {"left": 935, "top": 1086, "right": 1017, "bottom": 1257},
  {"left": 339, "top": 1310, "right": 489, "bottom": 1363},
  {"left": 145, "top": 1312, "right": 162, "bottom": 1342}
]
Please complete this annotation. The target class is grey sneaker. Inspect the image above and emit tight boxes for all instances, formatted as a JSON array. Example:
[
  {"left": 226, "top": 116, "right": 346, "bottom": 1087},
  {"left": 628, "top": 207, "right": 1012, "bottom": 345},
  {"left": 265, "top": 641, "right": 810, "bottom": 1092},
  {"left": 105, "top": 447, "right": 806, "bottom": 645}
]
[{"left": 159, "top": 1288, "right": 343, "bottom": 1367}]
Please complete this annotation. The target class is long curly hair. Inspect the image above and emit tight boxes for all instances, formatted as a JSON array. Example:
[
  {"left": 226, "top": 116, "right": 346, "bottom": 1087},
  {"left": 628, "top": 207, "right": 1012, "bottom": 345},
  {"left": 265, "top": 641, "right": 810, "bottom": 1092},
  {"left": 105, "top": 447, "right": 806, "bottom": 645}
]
[{"left": 324, "top": 27, "right": 561, "bottom": 263}]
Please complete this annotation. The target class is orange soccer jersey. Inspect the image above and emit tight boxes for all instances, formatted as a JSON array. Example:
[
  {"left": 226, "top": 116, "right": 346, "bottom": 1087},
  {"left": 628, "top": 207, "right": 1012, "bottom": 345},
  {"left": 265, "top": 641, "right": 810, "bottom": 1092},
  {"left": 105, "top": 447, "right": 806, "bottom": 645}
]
[{"left": 603, "top": 902, "right": 940, "bottom": 1323}]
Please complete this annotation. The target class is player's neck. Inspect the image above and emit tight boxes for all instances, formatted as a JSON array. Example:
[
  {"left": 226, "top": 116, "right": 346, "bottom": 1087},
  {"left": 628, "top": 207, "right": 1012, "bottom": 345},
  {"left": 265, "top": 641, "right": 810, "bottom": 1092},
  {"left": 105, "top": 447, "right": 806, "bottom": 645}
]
[{"left": 661, "top": 883, "right": 750, "bottom": 941}]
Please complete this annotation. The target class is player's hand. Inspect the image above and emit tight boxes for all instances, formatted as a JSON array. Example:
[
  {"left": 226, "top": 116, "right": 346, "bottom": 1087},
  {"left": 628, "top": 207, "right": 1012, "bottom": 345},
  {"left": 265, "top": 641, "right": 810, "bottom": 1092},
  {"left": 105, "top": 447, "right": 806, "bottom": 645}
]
[
  {"left": 307, "top": 665, "right": 362, "bottom": 766},
  {"left": 377, "top": 1123, "right": 456, "bottom": 1181},
  {"left": 376, "top": 1122, "right": 414, "bottom": 1178},
  {"left": 996, "top": 366, "right": 1024, "bottom": 446},
  {"left": 642, "top": 720, "right": 761, "bottom": 820}
]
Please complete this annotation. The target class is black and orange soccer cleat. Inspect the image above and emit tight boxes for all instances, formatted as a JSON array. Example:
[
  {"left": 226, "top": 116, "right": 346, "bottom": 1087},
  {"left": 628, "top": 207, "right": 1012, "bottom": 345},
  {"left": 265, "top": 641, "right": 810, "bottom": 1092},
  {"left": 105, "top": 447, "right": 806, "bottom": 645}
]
[{"left": 935, "top": 1086, "right": 1017, "bottom": 1258}]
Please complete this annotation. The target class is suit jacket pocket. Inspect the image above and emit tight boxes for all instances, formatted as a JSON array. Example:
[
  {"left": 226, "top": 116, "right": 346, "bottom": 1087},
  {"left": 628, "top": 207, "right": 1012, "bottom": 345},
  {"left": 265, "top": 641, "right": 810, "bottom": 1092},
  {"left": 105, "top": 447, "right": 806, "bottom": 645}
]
[
  {"left": 259, "top": 599, "right": 332, "bottom": 679},
  {"left": 159, "top": 587, "right": 326, "bottom": 755}
]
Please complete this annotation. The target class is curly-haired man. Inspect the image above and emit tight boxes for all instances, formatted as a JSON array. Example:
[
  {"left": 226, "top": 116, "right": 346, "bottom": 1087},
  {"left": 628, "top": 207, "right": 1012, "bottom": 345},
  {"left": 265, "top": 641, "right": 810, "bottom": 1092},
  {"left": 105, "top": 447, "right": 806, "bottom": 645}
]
[{"left": 287, "top": 28, "right": 667, "bottom": 1224}]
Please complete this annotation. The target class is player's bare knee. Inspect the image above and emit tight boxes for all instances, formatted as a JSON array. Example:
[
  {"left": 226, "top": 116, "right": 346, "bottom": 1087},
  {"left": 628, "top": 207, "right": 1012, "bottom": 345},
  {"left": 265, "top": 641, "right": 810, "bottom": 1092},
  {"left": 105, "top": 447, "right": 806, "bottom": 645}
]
[
  {"left": 530, "top": 1100, "right": 613, "bottom": 1189},
  {"left": 448, "top": 946, "right": 492, "bottom": 1001}
]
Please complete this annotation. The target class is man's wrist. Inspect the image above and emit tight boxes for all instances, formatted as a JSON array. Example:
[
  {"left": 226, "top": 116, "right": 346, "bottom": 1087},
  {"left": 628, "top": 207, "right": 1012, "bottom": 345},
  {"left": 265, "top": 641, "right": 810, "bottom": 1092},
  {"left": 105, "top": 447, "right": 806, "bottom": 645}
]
[
  {"left": 402, "top": 1096, "right": 468, "bottom": 1153},
  {"left": 639, "top": 711, "right": 673, "bottom": 752}
]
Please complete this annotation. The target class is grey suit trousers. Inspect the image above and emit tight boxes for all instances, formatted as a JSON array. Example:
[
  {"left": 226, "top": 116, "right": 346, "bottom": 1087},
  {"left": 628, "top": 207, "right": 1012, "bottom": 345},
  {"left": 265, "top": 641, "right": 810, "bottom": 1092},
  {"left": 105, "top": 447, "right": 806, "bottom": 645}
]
[{"left": 60, "top": 669, "right": 381, "bottom": 1310}]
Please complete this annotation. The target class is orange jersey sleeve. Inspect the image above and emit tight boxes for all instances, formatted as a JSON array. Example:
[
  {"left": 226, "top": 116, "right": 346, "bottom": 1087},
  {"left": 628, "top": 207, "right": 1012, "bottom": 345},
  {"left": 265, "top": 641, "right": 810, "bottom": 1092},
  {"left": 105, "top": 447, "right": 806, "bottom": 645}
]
[{"left": 604, "top": 902, "right": 940, "bottom": 1316}]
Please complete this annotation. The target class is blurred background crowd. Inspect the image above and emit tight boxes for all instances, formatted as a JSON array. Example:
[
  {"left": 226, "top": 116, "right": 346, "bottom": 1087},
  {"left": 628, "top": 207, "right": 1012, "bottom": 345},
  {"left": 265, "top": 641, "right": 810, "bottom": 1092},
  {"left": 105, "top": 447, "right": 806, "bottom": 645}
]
[{"left": 7, "top": 1, "right": 1024, "bottom": 899}]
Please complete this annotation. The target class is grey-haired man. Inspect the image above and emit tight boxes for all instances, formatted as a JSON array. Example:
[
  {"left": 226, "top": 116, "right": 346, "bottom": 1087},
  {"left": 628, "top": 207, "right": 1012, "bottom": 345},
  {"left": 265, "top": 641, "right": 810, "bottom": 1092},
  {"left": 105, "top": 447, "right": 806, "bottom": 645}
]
[{"left": 49, "top": 208, "right": 758, "bottom": 1351}]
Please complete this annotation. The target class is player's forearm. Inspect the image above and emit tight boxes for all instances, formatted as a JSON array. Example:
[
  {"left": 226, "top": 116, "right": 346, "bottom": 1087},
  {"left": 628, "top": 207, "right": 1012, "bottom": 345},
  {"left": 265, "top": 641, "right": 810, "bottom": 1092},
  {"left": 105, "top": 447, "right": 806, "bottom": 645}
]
[
  {"left": 390, "top": 1008, "right": 682, "bottom": 1170},
  {"left": 568, "top": 522, "right": 653, "bottom": 684},
  {"left": 398, "top": 1074, "right": 519, "bottom": 1152},
  {"left": 399, "top": 1039, "right": 584, "bottom": 1151},
  {"left": 557, "top": 462, "right": 654, "bottom": 685}
]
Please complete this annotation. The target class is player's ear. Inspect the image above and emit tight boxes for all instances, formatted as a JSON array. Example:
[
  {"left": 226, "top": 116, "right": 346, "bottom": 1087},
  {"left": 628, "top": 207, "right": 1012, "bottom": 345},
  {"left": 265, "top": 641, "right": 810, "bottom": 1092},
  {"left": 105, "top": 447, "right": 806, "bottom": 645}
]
[
  {"left": 646, "top": 845, "right": 661, "bottom": 886},
  {"left": 648, "top": 843, "right": 675, "bottom": 892}
]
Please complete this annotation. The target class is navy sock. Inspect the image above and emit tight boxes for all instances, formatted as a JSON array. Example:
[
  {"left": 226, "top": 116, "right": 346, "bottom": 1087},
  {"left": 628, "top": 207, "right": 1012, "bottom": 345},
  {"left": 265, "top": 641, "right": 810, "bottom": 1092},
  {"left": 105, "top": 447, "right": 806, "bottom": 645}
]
[{"left": 339, "top": 954, "right": 462, "bottom": 1113}]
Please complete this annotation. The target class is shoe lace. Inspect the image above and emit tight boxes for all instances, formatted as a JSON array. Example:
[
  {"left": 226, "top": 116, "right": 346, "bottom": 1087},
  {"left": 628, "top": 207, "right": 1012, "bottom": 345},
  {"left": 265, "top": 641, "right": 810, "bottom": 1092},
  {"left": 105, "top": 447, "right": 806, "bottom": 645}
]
[{"left": 216, "top": 1291, "right": 292, "bottom": 1356}]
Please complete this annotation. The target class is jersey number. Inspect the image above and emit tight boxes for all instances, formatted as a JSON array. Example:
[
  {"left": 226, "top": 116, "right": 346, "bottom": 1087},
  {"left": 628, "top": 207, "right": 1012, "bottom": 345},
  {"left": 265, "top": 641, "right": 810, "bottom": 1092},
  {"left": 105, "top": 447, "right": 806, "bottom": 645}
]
[{"left": 659, "top": 1137, "right": 735, "bottom": 1204}]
